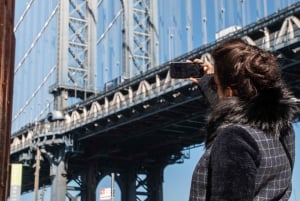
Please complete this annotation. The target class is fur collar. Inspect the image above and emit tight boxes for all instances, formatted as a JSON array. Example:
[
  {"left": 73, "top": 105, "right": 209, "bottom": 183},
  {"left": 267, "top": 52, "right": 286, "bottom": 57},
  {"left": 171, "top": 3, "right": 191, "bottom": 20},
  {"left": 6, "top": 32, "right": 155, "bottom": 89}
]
[{"left": 206, "top": 86, "right": 299, "bottom": 146}]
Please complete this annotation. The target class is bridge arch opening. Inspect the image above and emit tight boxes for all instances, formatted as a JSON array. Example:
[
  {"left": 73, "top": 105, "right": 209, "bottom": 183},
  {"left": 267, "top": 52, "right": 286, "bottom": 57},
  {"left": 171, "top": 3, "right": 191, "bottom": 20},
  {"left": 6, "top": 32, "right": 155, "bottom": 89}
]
[{"left": 96, "top": 174, "right": 121, "bottom": 201}]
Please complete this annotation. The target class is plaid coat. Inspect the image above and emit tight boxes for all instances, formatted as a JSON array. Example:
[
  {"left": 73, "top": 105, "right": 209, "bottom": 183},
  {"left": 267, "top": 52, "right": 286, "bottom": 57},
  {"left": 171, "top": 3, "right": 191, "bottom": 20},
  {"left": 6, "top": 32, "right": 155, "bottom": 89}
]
[
  {"left": 189, "top": 124, "right": 295, "bottom": 201},
  {"left": 189, "top": 75, "right": 298, "bottom": 201}
]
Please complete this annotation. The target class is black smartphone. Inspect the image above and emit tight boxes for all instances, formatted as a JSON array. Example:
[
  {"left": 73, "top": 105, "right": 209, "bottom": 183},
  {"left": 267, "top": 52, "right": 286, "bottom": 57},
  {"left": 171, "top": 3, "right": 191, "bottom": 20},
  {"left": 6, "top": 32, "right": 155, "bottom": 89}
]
[{"left": 169, "top": 62, "right": 204, "bottom": 79}]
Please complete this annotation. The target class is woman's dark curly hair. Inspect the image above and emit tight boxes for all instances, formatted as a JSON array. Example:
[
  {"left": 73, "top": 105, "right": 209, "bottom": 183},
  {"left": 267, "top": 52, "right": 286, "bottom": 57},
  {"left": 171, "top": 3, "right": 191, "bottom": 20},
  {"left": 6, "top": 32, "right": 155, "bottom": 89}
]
[{"left": 212, "top": 38, "right": 281, "bottom": 100}]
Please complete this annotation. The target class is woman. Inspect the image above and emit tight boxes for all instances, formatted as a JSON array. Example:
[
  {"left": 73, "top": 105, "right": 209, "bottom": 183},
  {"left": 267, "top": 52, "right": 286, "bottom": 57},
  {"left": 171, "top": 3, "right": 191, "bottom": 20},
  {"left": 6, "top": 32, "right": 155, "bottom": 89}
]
[{"left": 189, "top": 39, "right": 298, "bottom": 200}]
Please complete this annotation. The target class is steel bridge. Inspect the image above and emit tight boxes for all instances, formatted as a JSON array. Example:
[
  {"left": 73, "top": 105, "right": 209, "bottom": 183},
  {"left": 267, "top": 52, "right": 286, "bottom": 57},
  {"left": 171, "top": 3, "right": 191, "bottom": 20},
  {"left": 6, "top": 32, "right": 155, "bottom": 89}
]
[{"left": 10, "top": 1, "right": 300, "bottom": 201}]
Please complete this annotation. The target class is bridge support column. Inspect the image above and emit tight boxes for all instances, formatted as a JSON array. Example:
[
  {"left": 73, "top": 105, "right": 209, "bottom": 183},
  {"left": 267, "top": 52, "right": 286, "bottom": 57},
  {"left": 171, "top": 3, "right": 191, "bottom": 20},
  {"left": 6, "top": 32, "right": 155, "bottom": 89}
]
[
  {"left": 119, "top": 165, "right": 165, "bottom": 201},
  {"left": 147, "top": 166, "right": 164, "bottom": 201},
  {"left": 120, "top": 169, "right": 136, "bottom": 201},
  {"left": 50, "top": 154, "right": 67, "bottom": 201},
  {"left": 81, "top": 163, "right": 98, "bottom": 201}
]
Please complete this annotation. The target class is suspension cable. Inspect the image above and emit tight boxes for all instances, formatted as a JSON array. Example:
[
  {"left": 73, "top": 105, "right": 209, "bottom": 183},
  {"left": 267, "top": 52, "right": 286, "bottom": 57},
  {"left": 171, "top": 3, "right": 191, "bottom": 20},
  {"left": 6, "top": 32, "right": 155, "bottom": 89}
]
[
  {"left": 34, "top": 99, "right": 54, "bottom": 122},
  {"left": 14, "top": 5, "right": 58, "bottom": 75},
  {"left": 14, "top": 0, "right": 36, "bottom": 32},
  {"left": 97, "top": 9, "right": 123, "bottom": 45},
  {"left": 97, "top": 0, "right": 104, "bottom": 8},
  {"left": 13, "top": 65, "right": 56, "bottom": 122}
]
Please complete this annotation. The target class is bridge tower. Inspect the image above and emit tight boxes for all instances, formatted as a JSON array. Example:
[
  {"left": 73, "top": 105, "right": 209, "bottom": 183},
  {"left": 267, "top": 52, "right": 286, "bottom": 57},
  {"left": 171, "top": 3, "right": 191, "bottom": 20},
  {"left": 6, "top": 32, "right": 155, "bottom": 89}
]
[
  {"left": 121, "top": 0, "right": 159, "bottom": 78},
  {"left": 47, "top": 2, "right": 98, "bottom": 198},
  {"left": 46, "top": 0, "right": 163, "bottom": 201},
  {"left": 50, "top": 0, "right": 97, "bottom": 111},
  {"left": 46, "top": 0, "right": 97, "bottom": 200}
]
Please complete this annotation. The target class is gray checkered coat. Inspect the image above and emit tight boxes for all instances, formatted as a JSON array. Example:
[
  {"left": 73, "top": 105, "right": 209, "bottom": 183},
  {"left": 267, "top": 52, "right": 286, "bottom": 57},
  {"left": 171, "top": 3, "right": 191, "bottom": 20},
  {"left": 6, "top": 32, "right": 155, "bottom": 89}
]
[
  {"left": 189, "top": 75, "right": 298, "bottom": 201},
  {"left": 189, "top": 124, "right": 295, "bottom": 201}
]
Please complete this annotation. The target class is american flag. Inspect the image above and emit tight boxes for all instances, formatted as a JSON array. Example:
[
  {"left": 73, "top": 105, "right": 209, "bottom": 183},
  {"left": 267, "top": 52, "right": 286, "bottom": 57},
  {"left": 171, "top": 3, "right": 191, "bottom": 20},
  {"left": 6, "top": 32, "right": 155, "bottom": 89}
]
[{"left": 100, "top": 188, "right": 111, "bottom": 200}]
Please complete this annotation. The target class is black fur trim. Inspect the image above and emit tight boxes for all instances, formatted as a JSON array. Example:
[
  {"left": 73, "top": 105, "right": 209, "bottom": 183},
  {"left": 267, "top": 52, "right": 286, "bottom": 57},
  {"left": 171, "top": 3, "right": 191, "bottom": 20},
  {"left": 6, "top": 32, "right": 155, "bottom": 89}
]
[{"left": 205, "top": 86, "right": 299, "bottom": 146}]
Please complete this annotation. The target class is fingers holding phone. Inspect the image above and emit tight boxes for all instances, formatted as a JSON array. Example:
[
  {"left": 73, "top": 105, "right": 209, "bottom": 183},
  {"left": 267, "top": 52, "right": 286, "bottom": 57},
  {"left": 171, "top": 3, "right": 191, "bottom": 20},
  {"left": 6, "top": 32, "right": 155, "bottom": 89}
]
[
  {"left": 192, "top": 59, "right": 214, "bottom": 74},
  {"left": 184, "top": 59, "right": 214, "bottom": 84}
]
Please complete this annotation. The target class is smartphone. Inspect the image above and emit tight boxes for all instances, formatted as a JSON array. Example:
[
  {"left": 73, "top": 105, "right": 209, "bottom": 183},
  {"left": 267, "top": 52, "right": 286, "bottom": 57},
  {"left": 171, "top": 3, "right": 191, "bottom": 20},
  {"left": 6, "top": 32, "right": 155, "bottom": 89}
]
[{"left": 169, "top": 62, "right": 204, "bottom": 79}]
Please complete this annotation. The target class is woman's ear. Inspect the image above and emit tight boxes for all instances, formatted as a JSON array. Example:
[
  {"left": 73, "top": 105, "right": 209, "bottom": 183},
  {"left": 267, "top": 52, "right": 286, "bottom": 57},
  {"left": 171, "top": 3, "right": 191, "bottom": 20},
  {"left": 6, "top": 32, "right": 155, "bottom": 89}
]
[{"left": 224, "top": 87, "right": 233, "bottom": 97}]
